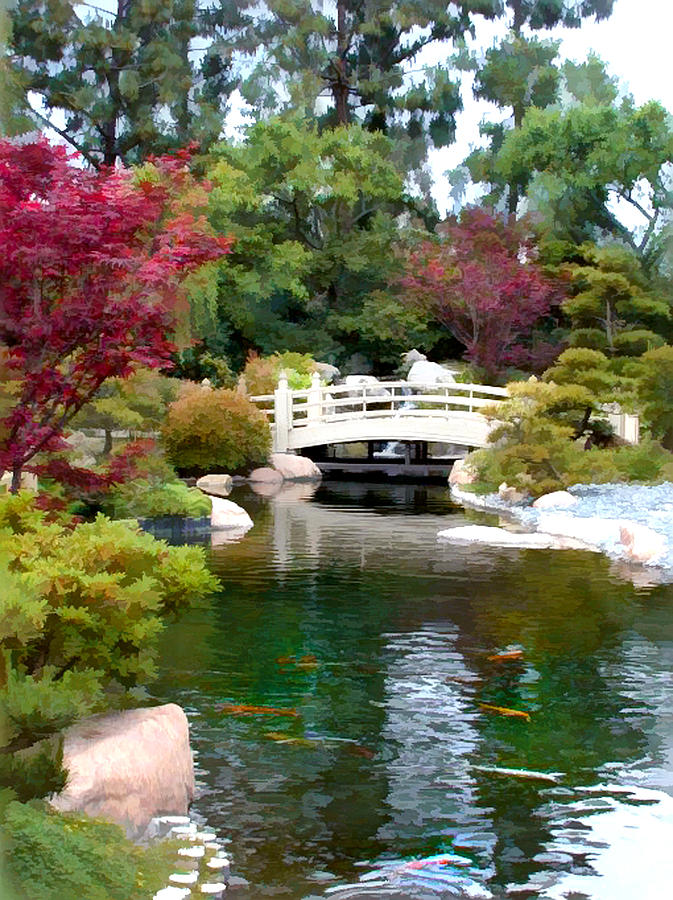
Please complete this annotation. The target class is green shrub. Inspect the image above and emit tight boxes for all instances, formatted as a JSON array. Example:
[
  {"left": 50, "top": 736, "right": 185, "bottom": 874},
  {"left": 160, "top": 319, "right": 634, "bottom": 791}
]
[
  {"left": 0, "top": 799, "right": 181, "bottom": 900},
  {"left": 241, "top": 350, "right": 318, "bottom": 395},
  {"left": 162, "top": 383, "right": 271, "bottom": 475},
  {"left": 0, "top": 494, "right": 219, "bottom": 800},
  {"left": 104, "top": 479, "right": 212, "bottom": 519}
]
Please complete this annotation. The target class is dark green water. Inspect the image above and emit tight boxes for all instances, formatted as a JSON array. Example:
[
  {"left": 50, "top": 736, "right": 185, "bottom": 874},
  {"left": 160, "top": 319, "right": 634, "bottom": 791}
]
[{"left": 154, "top": 482, "right": 673, "bottom": 899}]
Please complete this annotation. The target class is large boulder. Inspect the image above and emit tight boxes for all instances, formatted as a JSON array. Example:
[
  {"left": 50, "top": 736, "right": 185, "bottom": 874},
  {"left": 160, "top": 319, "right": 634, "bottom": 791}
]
[
  {"left": 401, "top": 349, "right": 427, "bottom": 365},
  {"left": 50, "top": 704, "right": 194, "bottom": 839},
  {"left": 209, "top": 496, "right": 253, "bottom": 531},
  {"left": 248, "top": 467, "right": 283, "bottom": 484},
  {"left": 342, "top": 374, "right": 391, "bottom": 399},
  {"left": 438, "top": 524, "right": 591, "bottom": 552},
  {"left": 407, "top": 360, "right": 456, "bottom": 385},
  {"left": 498, "top": 482, "right": 529, "bottom": 504},
  {"left": 448, "top": 458, "right": 478, "bottom": 486},
  {"left": 532, "top": 490, "right": 578, "bottom": 510},
  {"left": 313, "top": 362, "right": 340, "bottom": 383},
  {"left": 196, "top": 473, "right": 233, "bottom": 498},
  {"left": 619, "top": 522, "right": 668, "bottom": 564},
  {"left": 270, "top": 453, "right": 322, "bottom": 481}
]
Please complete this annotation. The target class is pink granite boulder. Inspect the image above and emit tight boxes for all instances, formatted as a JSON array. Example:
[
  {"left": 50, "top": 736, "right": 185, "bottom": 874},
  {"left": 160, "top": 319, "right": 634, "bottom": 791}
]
[{"left": 50, "top": 703, "right": 194, "bottom": 838}]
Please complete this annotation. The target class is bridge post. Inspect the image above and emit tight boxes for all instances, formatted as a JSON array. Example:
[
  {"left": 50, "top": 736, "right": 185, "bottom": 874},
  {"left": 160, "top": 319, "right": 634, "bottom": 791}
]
[
  {"left": 307, "top": 371, "right": 322, "bottom": 422},
  {"left": 274, "top": 372, "right": 292, "bottom": 452}
]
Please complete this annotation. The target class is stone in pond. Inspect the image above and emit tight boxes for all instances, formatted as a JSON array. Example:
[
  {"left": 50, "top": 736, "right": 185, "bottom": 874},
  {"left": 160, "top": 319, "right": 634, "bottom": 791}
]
[
  {"left": 50, "top": 704, "right": 194, "bottom": 839},
  {"left": 532, "top": 490, "right": 578, "bottom": 509},
  {"left": 196, "top": 473, "right": 233, "bottom": 497},
  {"left": 248, "top": 466, "right": 283, "bottom": 484},
  {"left": 270, "top": 453, "right": 321, "bottom": 481},
  {"left": 210, "top": 497, "right": 253, "bottom": 531}
]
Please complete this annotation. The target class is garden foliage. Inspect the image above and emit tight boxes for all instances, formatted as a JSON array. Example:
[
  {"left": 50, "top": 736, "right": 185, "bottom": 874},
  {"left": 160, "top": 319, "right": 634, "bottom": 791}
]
[
  {"left": 470, "top": 376, "right": 671, "bottom": 496},
  {"left": 240, "top": 351, "right": 319, "bottom": 395},
  {"left": 0, "top": 494, "right": 218, "bottom": 800},
  {"left": 162, "top": 384, "right": 271, "bottom": 475},
  {"left": 400, "top": 209, "right": 561, "bottom": 380},
  {"left": 0, "top": 798, "right": 184, "bottom": 900}
]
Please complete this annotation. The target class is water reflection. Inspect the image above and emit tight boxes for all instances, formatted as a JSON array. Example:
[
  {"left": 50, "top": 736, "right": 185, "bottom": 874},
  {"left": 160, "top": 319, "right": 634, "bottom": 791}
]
[{"left": 154, "top": 482, "right": 673, "bottom": 898}]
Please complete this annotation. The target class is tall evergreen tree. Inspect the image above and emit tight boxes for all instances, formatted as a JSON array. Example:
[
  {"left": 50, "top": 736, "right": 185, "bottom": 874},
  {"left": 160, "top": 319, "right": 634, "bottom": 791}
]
[
  {"left": 235, "top": 2, "right": 501, "bottom": 149},
  {"left": 6, "top": 0, "right": 247, "bottom": 165}
]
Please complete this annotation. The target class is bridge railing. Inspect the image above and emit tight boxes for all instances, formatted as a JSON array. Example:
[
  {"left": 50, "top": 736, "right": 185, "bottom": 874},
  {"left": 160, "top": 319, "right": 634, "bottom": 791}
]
[{"left": 250, "top": 372, "right": 507, "bottom": 440}]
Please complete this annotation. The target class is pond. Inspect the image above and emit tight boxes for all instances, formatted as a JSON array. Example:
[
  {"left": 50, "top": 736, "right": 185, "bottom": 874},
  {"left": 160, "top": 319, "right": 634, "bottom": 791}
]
[{"left": 153, "top": 481, "right": 673, "bottom": 899}]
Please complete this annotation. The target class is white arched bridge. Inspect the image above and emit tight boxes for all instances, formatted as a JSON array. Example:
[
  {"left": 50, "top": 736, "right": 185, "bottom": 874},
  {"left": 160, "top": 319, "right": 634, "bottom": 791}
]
[{"left": 250, "top": 372, "right": 509, "bottom": 455}]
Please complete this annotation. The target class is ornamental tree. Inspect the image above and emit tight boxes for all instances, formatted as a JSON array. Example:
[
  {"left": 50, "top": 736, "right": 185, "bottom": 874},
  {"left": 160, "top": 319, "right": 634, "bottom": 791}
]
[
  {"left": 0, "top": 138, "right": 232, "bottom": 492},
  {"left": 400, "top": 208, "right": 562, "bottom": 381}
]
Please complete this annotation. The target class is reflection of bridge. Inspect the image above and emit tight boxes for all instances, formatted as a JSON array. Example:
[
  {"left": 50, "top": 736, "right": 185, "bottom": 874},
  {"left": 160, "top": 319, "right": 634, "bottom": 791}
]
[{"left": 250, "top": 373, "right": 508, "bottom": 455}]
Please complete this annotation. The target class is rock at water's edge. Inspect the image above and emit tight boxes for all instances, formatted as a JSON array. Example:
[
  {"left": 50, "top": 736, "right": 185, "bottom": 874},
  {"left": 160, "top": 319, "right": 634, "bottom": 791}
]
[
  {"left": 532, "top": 490, "right": 578, "bottom": 510},
  {"left": 619, "top": 522, "right": 668, "bottom": 564},
  {"left": 210, "top": 496, "right": 253, "bottom": 531},
  {"left": 270, "top": 453, "right": 322, "bottom": 481},
  {"left": 196, "top": 473, "right": 233, "bottom": 497},
  {"left": 50, "top": 704, "right": 194, "bottom": 839},
  {"left": 448, "top": 458, "right": 478, "bottom": 486},
  {"left": 438, "top": 524, "right": 593, "bottom": 552},
  {"left": 498, "top": 482, "right": 529, "bottom": 504},
  {"left": 248, "top": 466, "right": 284, "bottom": 484}
]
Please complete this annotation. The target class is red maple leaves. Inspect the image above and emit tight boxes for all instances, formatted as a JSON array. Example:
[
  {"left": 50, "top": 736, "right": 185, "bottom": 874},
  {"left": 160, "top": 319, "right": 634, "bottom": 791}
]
[
  {"left": 0, "top": 138, "right": 232, "bottom": 490},
  {"left": 401, "top": 208, "right": 562, "bottom": 380}
]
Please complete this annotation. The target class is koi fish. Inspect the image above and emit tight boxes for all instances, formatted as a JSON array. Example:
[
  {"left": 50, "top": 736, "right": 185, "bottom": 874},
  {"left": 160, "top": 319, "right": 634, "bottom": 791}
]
[
  {"left": 487, "top": 649, "right": 523, "bottom": 662},
  {"left": 216, "top": 704, "right": 300, "bottom": 717},
  {"left": 478, "top": 702, "right": 530, "bottom": 721}
]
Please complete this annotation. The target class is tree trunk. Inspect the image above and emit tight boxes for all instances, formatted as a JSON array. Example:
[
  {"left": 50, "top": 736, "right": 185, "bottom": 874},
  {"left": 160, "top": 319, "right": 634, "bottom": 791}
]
[
  {"left": 10, "top": 464, "right": 22, "bottom": 494},
  {"left": 511, "top": 0, "right": 524, "bottom": 36},
  {"left": 103, "top": 429, "right": 113, "bottom": 455},
  {"left": 333, "top": 0, "right": 350, "bottom": 124}
]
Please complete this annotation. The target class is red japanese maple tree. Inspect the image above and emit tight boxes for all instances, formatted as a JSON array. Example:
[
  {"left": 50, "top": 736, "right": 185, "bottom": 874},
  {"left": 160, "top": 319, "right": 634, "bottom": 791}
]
[
  {"left": 0, "top": 138, "right": 232, "bottom": 491},
  {"left": 400, "top": 208, "right": 562, "bottom": 380}
]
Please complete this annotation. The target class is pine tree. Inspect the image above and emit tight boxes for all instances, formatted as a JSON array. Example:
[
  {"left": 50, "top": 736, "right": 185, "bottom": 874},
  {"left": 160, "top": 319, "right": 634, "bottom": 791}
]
[{"left": 6, "top": 0, "right": 247, "bottom": 164}]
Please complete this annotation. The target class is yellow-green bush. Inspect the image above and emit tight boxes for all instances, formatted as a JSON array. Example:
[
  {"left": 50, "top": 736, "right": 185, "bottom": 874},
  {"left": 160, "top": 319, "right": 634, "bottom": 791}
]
[
  {"left": 241, "top": 351, "right": 318, "bottom": 395},
  {"left": 0, "top": 493, "right": 219, "bottom": 801},
  {"left": 162, "top": 383, "right": 271, "bottom": 475}
]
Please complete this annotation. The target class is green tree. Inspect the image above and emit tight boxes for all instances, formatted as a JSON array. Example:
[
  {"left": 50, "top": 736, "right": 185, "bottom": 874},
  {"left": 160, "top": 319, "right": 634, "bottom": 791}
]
[
  {"left": 205, "top": 117, "right": 437, "bottom": 367},
  {"left": 636, "top": 345, "right": 673, "bottom": 450},
  {"left": 462, "top": 2, "right": 614, "bottom": 215},
  {"left": 74, "top": 370, "right": 180, "bottom": 455},
  {"left": 6, "top": 0, "right": 245, "bottom": 164},
  {"left": 235, "top": 0, "right": 501, "bottom": 174},
  {"left": 492, "top": 94, "right": 673, "bottom": 262},
  {"left": 561, "top": 244, "right": 669, "bottom": 355}
]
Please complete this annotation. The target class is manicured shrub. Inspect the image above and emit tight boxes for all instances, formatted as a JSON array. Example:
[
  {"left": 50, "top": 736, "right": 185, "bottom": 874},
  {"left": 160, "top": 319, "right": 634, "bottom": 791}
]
[
  {"left": 636, "top": 345, "right": 673, "bottom": 450},
  {"left": 0, "top": 494, "right": 219, "bottom": 801},
  {"left": 162, "top": 383, "right": 271, "bottom": 475}
]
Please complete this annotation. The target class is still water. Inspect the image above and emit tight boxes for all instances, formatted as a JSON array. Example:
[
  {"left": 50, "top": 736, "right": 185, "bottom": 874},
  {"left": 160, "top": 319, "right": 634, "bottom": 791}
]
[{"left": 154, "top": 482, "right": 673, "bottom": 899}]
